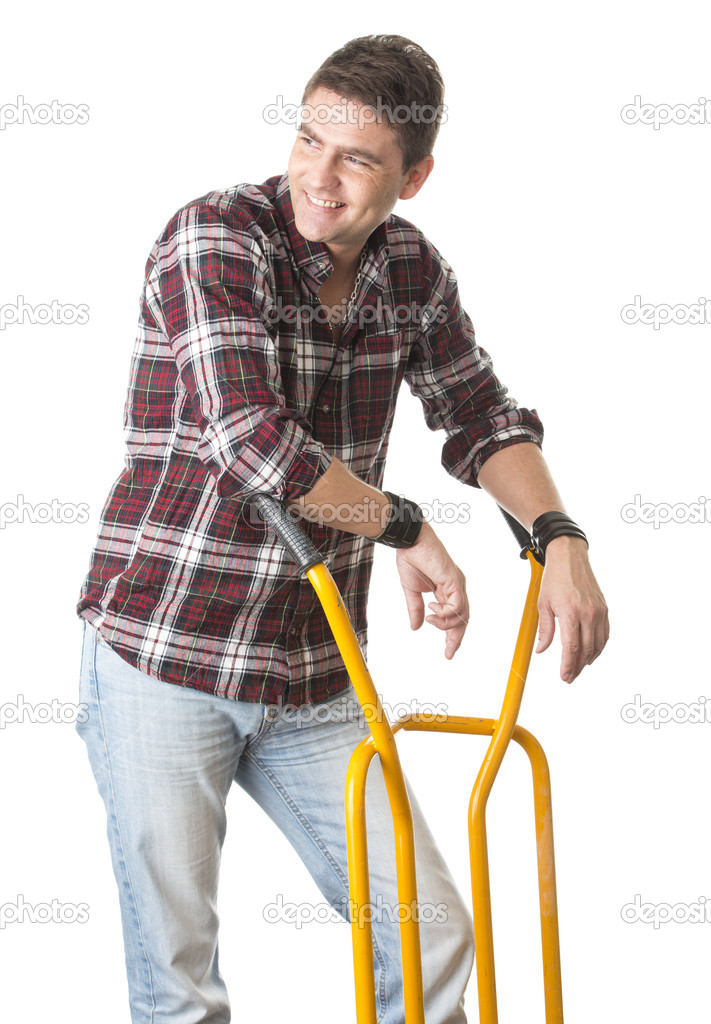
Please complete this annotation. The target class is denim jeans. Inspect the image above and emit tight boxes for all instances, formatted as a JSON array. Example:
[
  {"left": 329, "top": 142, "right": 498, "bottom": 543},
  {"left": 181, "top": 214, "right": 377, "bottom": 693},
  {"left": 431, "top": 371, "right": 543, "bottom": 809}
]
[{"left": 76, "top": 621, "right": 474, "bottom": 1023}]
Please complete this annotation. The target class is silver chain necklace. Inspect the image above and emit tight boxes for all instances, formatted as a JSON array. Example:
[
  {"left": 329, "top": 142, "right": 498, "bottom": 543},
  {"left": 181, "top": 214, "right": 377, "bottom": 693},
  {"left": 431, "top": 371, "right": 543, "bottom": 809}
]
[{"left": 329, "top": 246, "right": 368, "bottom": 330}]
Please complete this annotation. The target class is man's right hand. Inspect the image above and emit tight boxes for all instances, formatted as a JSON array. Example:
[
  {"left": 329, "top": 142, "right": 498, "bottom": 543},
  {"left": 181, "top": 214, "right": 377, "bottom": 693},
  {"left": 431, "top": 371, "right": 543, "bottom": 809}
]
[
  {"left": 291, "top": 459, "right": 469, "bottom": 658},
  {"left": 395, "top": 521, "right": 469, "bottom": 660}
]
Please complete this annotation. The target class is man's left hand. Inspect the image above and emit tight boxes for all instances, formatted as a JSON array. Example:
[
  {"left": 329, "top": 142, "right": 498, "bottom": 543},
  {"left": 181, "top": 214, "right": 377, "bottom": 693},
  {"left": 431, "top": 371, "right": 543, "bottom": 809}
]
[{"left": 535, "top": 536, "right": 609, "bottom": 683}]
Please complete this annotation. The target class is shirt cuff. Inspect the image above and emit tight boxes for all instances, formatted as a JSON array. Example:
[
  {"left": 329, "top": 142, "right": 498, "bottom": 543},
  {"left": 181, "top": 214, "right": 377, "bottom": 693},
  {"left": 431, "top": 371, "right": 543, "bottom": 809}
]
[
  {"left": 211, "top": 413, "right": 333, "bottom": 501},
  {"left": 444, "top": 417, "right": 544, "bottom": 489}
]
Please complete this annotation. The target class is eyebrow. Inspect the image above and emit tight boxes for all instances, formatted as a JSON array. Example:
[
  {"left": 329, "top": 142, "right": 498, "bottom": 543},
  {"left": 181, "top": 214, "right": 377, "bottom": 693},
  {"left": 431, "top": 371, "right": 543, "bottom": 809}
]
[{"left": 296, "top": 123, "right": 385, "bottom": 166}]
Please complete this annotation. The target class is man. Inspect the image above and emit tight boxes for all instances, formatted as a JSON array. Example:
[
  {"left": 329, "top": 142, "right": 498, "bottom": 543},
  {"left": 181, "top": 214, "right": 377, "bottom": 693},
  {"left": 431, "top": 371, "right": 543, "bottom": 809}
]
[{"left": 76, "top": 34, "right": 608, "bottom": 1024}]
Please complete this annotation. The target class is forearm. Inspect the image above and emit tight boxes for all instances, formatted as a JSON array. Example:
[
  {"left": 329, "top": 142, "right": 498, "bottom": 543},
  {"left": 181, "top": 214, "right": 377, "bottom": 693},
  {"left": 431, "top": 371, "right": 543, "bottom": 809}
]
[
  {"left": 478, "top": 441, "right": 608, "bottom": 680},
  {"left": 476, "top": 442, "right": 571, "bottom": 533},
  {"left": 289, "top": 458, "right": 391, "bottom": 538},
  {"left": 476, "top": 441, "right": 590, "bottom": 560}
]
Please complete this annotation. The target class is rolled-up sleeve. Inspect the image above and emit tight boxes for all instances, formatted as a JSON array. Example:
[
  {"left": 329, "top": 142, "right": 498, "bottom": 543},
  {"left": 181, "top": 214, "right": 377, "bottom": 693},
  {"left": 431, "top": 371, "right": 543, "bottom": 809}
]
[
  {"left": 404, "top": 241, "right": 544, "bottom": 487},
  {"left": 143, "top": 199, "right": 332, "bottom": 500}
]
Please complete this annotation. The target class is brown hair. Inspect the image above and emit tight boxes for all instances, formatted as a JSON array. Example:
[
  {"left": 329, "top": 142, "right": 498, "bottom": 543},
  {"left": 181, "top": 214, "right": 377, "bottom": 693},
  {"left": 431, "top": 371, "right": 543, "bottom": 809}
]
[{"left": 301, "top": 35, "right": 446, "bottom": 172}]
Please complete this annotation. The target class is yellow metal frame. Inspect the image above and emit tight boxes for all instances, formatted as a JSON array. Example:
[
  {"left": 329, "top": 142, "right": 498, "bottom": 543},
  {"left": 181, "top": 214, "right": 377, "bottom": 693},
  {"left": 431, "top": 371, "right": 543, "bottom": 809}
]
[{"left": 305, "top": 550, "right": 563, "bottom": 1024}]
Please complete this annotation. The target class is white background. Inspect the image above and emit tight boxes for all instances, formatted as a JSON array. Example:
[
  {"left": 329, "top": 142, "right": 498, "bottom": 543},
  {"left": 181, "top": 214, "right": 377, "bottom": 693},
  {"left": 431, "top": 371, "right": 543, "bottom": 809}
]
[{"left": 1, "top": 1, "right": 709, "bottom": 1021}]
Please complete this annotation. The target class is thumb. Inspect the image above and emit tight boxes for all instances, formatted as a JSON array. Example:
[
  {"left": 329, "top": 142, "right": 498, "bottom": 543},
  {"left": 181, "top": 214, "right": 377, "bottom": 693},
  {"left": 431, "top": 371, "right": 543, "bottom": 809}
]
[{"left": 536, "top": 602, "right": 556, "bottom": 653}]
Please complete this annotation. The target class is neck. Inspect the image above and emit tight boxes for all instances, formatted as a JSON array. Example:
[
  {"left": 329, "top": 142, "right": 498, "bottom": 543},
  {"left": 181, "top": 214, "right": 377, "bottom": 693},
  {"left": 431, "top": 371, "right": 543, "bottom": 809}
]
[{"left": 324, "top": 242, "right": 365, "bottom": 279}]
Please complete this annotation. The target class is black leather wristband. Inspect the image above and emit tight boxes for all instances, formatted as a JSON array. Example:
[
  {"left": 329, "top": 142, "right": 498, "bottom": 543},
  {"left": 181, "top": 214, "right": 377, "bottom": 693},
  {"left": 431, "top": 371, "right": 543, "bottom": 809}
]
[
  {"left": 531, "top": 511, "right": 588, "bottom": 562},
  {"left": 374, "top": 491, "right": 424, "bottom": 549}
]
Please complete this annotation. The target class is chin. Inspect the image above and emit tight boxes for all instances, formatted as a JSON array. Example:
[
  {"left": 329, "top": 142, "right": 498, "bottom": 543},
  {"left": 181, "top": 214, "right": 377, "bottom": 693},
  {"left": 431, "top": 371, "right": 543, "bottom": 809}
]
[{"left": 294, "top": 220, "right": 325, "bottom": 244}]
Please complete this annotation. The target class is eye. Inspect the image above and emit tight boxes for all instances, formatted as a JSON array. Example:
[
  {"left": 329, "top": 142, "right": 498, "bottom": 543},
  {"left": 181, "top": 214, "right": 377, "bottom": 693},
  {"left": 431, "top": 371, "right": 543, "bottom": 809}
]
[{"left": 346, "top": 155, "right": 366, "bottom": 167}]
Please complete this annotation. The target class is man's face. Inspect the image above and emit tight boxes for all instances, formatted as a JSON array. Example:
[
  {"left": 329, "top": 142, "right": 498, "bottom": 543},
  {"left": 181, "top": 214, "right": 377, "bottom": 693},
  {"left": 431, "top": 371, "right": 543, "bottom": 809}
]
[{"left": 287, "top": 86, "right": 433, "bottom": 265}]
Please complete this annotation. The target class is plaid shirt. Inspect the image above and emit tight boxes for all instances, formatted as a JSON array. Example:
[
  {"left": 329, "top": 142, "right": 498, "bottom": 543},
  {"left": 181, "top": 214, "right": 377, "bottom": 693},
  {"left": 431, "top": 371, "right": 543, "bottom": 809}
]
[{"left": 77, "top": 171, "right": 543, "bottom": 705}]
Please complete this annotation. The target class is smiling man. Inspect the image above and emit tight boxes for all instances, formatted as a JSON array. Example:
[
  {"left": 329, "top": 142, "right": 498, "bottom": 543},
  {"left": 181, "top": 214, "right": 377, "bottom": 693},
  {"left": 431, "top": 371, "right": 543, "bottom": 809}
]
[{"left": 76, "top": 34, "right": 608, "bottom": 1024}]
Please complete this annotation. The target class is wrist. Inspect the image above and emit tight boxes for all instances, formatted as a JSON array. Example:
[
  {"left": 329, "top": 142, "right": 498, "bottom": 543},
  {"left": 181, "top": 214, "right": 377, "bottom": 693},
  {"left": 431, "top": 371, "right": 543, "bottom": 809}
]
[
  {"left": 543, "top": 534, "right": 589, "bottom": 557},
  {"left": 408, "top": 518, "right": 435, "bottom": 548}
]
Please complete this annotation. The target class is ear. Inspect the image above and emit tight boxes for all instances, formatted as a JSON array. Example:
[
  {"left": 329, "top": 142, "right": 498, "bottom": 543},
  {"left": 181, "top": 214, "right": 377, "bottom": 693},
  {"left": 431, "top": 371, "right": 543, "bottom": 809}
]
[{"left": 399, "top": 155, "right": 435, "bottom": 200}]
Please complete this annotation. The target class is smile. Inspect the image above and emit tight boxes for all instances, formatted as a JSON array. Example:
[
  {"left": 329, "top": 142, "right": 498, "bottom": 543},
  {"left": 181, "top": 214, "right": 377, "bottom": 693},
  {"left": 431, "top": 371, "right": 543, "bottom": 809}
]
[{"left": 305, "top": 190, "right": 346, "bottom": 210}]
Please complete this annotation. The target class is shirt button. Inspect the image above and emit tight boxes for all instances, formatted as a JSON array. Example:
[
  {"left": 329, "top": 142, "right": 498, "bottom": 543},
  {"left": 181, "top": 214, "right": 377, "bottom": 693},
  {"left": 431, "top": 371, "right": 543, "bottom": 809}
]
[
  {"left": 289, "top": 627, "right": 298, "bottom": 635},
  {"left": 321, "top": 404, "right": 330, "bottom": 412},
  {"left": 317, "top": 261, "right": 326, "bottom": 270}
]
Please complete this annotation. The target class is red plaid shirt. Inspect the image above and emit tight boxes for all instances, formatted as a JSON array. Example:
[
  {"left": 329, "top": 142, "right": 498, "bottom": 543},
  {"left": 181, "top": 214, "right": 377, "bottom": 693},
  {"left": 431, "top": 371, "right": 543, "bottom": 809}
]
[{"left": 77, "top": 171, "right": 543, "bottom": 705}]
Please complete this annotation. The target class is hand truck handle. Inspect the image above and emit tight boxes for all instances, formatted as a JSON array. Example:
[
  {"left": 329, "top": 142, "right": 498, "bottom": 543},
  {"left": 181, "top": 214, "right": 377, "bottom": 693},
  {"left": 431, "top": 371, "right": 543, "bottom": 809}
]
[{"left": 253, "top": 494, "right": 323, "bottom": 573}]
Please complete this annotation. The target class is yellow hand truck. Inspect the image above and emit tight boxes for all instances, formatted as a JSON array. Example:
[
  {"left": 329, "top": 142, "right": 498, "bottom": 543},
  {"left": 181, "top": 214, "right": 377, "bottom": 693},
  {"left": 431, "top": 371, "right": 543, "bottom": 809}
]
[{"left": 255, "top": 496, "right": 564, "bottom": 1024}]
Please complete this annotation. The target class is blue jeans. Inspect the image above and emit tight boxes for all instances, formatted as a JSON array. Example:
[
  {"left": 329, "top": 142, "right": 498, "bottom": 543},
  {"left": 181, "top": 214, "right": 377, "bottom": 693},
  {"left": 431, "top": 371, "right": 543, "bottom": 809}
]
[{"left": 76, "top": 621, "right": 474, "bottom": 1023}]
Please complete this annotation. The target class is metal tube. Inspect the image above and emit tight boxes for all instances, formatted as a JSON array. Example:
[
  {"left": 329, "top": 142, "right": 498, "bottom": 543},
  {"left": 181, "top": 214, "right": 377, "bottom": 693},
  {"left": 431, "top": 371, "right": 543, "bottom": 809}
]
[
  {"left": 306, "top": 563, "right": 425, "bottom": 1024},
  {"left": 467, "top": 551, "right": 544, "bottom": 1024}
]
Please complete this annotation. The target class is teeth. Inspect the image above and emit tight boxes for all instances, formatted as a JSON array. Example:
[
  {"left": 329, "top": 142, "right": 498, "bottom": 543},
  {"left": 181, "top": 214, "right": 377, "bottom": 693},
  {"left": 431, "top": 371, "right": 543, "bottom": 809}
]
[{"left": 306, "top": 191, "right": 345, "bottom": 209}]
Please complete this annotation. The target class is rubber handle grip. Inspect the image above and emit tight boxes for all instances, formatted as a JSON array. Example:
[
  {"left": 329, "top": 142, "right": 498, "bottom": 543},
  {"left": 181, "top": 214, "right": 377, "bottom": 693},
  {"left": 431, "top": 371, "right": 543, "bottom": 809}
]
[
  {"left": 254, "top": 495, "right": 324, "bottom": 573},
  {"left": 497, "top": 505, "right": 543, "bottom": 564}
]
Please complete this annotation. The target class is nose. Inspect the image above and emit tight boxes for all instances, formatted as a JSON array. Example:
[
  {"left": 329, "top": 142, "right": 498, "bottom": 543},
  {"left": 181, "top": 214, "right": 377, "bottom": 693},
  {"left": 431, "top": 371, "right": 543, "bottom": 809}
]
[{"left": 307, "top": 150, "right": 341, "bottom": 194}]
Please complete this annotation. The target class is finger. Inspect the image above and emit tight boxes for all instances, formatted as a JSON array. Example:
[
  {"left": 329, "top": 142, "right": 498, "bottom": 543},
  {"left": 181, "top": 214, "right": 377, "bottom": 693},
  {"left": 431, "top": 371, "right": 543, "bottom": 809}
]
[
  {"left": 558, "top": 616, "right": 581, "bottom": 683},
  {"left": 575, "top": 610, "right": 597, "bottom": 678},
  {"left": 589, "top": 606, "right": 610, "bottom": 665},
  {"left": 445, "top": 593, "right": 469, "bottom": 657},
  {"left": 425, "top": 608, "right": 467, "bottom": 628},
  {"left": 574, "top": 595, "right": 609, "bottom": 670},
  {"left": 402, "top": 586, "right": 425, "bottom": 631},
  {"left": 425, "top": 595, "right": 468, "bottom": 630},
  {"left": 425, "top": 595, "right": 468, "bottom": 657},
  {"left": 437, "top": 622, "right": 464, "bottom": 658},
  {"left": 444, "top": 620, "right": 467, "bottom": 659},
  {"left": 536, "top": 602, "right": 556, "bottom": 654}
]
